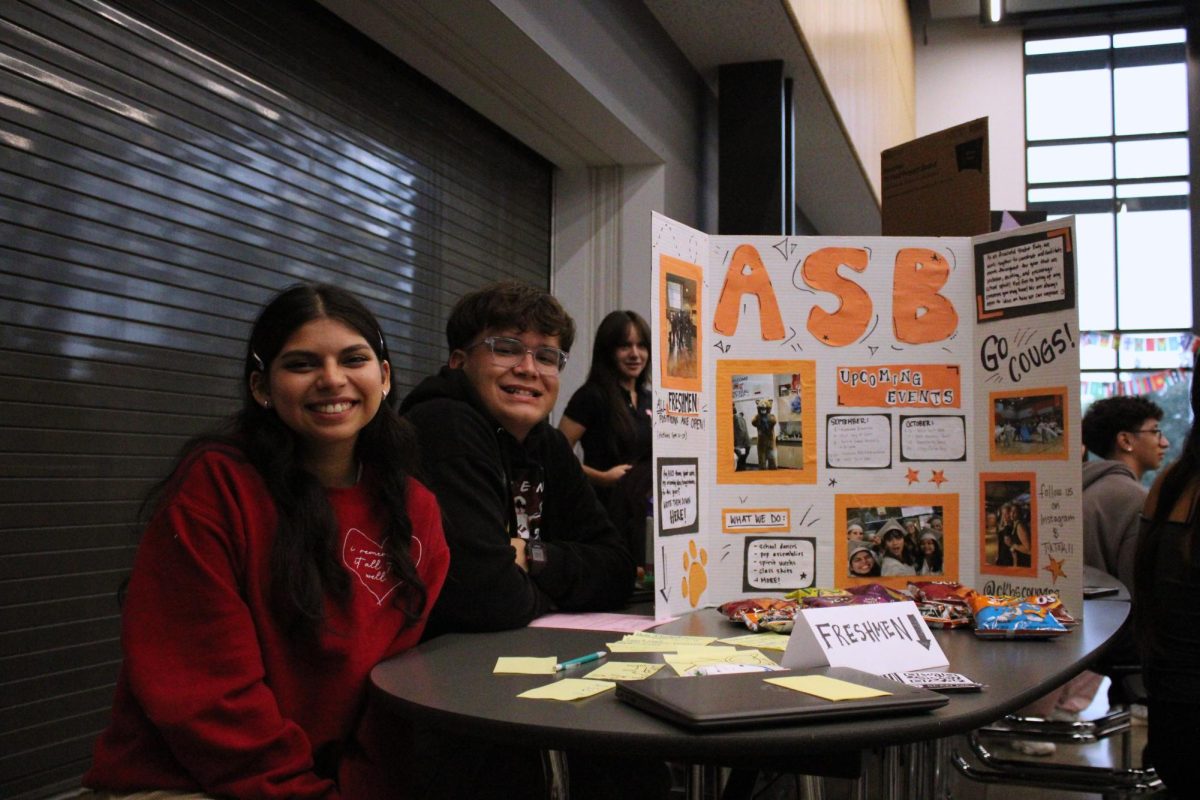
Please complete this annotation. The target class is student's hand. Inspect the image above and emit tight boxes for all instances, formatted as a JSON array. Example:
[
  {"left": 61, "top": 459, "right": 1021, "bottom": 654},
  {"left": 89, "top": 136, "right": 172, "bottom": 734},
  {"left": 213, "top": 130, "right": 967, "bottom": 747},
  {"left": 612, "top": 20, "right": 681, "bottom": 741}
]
[
  {"left": 599, "top": 463, "right": 633, "bottom": 486},
  {"left": 512, "top": 537, "right": 528, "bottom": 571}
]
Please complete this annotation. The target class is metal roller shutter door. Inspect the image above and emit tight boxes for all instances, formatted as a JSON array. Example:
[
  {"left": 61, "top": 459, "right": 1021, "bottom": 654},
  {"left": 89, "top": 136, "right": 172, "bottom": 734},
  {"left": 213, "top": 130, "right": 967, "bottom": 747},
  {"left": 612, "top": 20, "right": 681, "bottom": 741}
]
[{"left": 0, "top": 0, "right": 551, "bottom": 795}]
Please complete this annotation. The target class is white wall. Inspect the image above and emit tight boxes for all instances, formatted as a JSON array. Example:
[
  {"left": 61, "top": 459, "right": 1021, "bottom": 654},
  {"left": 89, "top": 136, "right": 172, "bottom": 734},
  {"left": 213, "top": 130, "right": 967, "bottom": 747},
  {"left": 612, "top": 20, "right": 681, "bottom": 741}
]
[
  {"left": 488, "top": 0, "right": 711, "bottom": 407},
  {"left": 914, "top": 17, "right": 1027, "bottom": 211},
  {"left": 786, "top": 0, "right": 916, "bottom": 201}
]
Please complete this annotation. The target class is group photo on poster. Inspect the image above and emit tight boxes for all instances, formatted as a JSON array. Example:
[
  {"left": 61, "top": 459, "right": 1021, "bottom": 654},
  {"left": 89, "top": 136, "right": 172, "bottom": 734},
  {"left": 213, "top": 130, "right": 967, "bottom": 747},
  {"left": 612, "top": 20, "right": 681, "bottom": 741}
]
[
  {"left": 842, "top": 503, "right": 947, "bottom": 578},
  {"left": 979, "top": 473, "right": 1037, "bottom": 574},
  {"left": 659, "top": 256, "right": 702, "bottom": 388},
  {"left": 990, "top": 388, "right": 1068, "bottom": 460}
]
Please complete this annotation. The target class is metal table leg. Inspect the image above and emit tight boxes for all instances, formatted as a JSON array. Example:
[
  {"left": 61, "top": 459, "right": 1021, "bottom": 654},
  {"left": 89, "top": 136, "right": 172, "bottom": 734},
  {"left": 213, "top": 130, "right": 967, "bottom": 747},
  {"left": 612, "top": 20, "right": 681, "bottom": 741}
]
[{"left": 542, "top": 749, "right": 569, "bottom": 800}]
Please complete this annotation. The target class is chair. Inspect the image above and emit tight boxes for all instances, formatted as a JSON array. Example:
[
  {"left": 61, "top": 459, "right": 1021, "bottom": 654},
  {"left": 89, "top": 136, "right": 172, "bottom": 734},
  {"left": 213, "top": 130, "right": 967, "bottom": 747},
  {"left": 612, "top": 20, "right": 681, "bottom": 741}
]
[
  {"left": 953, "top": 669, "right": 1161, "bottom": 798},
  {"left": 952, "top": 730, "right": 1161, "bottom": 797}
]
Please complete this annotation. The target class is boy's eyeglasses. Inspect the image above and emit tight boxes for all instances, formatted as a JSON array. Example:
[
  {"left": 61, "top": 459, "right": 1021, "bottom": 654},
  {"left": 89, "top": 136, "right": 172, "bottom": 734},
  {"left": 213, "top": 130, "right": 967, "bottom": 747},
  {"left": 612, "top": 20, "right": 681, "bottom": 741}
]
[{"left": 466, "top": 336, "right": 568, "bottom": 375}]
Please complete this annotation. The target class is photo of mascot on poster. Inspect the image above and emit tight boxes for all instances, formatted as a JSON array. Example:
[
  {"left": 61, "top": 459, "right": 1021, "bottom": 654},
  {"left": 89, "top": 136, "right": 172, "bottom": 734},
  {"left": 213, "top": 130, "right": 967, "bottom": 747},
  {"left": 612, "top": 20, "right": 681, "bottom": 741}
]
[{"left": 649, "top": 212, "right": 1083, "bottom": 619}]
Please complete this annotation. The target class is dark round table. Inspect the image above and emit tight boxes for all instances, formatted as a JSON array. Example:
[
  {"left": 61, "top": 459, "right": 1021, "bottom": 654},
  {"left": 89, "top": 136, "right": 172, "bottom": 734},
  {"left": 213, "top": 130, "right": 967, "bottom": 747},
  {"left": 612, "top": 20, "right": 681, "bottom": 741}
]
[{"left": 371, "top": 595, "right": 1128, "bottom": 776}]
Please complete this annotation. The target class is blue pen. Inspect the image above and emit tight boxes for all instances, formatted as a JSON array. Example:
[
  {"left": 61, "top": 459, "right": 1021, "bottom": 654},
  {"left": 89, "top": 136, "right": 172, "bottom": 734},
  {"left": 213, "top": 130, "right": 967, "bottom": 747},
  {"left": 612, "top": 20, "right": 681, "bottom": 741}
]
[{"left": 555, "top": 650, "right": 607, "bottom": 671}]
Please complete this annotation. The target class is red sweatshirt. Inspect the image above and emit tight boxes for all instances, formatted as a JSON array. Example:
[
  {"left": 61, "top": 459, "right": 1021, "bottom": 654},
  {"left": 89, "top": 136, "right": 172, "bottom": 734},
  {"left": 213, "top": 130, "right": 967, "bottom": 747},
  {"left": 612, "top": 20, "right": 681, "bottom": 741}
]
[{"left": 84, "top": 446, "right": 449, "bottom": 798}]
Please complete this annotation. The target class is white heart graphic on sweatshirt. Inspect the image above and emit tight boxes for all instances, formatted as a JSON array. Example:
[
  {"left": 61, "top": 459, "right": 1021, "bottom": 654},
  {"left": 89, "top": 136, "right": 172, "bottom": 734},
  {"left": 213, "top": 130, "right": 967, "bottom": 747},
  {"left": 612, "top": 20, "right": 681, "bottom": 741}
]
[{"left": 342, "top": 528, "right": 400, "bottom": 605}]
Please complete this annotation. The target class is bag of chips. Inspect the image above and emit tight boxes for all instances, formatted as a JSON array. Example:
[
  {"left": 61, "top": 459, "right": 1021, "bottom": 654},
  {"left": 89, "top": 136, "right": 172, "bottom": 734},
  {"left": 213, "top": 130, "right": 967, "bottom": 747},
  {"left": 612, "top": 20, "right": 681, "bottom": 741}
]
[
  {"left": 969, "top": 595, "right": 1069, "bottom": 639},
  {"left": 1023, "top": 593, "right": 1078, "bottom": 626},
  {"left": 916, "top": 600, "right": 974, "bottom": 628},
  {"left": 716, "top": 597, "right": 800, "bottom": 633},
  {"left": 908, "top": 580, "right": 977, "bottom": 607}
]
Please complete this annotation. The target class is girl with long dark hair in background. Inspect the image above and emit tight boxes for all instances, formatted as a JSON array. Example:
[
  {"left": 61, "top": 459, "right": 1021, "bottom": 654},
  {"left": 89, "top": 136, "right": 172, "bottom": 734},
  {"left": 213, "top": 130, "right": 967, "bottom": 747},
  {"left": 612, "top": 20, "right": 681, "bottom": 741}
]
[
  {"left": 560, "top": 311, "right": 652, "bottom": 498},
  {"left": 560, "top": 310, "right": 652, "bottom": 564}
]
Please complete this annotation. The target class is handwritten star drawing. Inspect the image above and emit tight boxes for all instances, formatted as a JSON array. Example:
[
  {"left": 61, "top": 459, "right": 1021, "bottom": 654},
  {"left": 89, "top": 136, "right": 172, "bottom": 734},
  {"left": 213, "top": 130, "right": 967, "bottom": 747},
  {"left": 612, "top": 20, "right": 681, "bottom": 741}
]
[
  {"left": 906, "top": 468, "right": 920, "bottom": 485},
  {"left": 828, "top": 478, "right": 838, "bottom": 487},
  {"left": 1044, "top": 556, "right": 1067, "bottom": 583},
  {"left": 929, "top": 470, "right": 948, "bottom": 487}
]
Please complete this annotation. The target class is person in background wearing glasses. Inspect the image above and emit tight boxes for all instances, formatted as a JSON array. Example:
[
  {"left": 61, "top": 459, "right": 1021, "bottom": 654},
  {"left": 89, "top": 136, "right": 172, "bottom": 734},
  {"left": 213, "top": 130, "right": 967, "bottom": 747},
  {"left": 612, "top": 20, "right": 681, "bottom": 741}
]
[
  {"left": 1010, "top": 394, "right": 1170, "bottom": 757},
  {"left": 1082, "top": 395, "right": 1168, "bottom": 593},
  {"left": 399, "top": 282, "right": 654, "bottom": 799},
  {"left": 400, "top": 281, "right": 634, "bottom": 637}
]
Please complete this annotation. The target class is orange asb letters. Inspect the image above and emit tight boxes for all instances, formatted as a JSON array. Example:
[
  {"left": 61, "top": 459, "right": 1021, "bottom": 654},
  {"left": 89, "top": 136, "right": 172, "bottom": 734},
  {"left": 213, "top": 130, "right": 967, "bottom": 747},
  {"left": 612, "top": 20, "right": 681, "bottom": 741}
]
[
  {"left": 713, "top": 245, "right": 785, "bottom": 340},
  {"left": 712, "top": 244, "right": 958, "bottom": 347},
  {"left": 802, "top": 248, "right": 871, "bottom": 347},
  {"left": 892, "top": 248, "right": 958, "bottom": 344}
]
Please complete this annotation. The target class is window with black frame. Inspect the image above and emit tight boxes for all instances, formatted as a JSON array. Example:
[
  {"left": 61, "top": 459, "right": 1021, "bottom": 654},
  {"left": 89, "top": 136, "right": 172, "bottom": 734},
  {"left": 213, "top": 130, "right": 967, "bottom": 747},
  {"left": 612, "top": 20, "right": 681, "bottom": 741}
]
[{"left": 1024, "top": 26, "right": 1193, "bottom": 481}]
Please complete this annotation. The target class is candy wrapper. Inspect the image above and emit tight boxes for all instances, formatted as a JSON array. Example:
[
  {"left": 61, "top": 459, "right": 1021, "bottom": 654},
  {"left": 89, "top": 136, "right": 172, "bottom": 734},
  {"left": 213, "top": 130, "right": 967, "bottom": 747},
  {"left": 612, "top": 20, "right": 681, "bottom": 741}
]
[
  {"left": 917, "top": 600, "right": 973, "bottom": 628},
  {"left": 716, "top": 597, "right": 800, "bottom": 633},
  {"left": 784, "top": 587, "right": 848, "bottom": 602},
  {"left": 969, "top": 595, "right": 1069, "bottom": 639},
  {"left": 717, "top": 597, "right": 796, "bottom": 620},
  {"left": 908, "top": 581, "right": 977, "bottom": 607},
  {"left": 804, "top": 593, "right": 892, "bottom": 609},
  {"left": 907, "top": 582, "right": 976, "bottom": 627},
  {"left": 739, "top": 605, "right": 799, "bottom": 633},
  {"left": 845, "top": 583, "right": 910, "bottom": 602}
]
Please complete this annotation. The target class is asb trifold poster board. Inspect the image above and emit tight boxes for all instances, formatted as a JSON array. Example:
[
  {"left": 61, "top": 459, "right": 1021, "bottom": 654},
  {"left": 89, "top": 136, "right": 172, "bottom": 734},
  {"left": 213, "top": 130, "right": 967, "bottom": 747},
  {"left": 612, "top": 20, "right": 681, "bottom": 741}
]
[{"left": 650, "top": 212, "right": 1083, "bottom": 620}]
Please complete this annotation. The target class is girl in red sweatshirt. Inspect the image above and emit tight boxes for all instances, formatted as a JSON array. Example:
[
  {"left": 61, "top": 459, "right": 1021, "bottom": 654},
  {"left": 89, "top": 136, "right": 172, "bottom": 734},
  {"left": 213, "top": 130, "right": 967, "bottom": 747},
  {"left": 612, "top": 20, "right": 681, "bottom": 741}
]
[{"left": 82, "top": 284, "right": 449, "bottom": 799}]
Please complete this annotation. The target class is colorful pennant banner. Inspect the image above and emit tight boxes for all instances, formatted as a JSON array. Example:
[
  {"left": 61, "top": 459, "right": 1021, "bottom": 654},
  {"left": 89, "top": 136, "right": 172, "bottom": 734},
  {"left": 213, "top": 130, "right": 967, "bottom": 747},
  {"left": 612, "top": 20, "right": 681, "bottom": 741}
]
[
  {"left": 1079, "top": 331, "right": 1200, "bottom": 355},
  {"left": 1081, "top": 368, "right": 1188, "bottom": 399}
]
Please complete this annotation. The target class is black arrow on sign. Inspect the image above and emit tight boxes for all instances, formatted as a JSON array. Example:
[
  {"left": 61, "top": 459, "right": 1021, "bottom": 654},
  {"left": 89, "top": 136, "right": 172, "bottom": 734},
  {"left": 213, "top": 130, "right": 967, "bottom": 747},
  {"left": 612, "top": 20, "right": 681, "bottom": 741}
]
[{"left": 908, "top": 614, "right": 932, "bottom": 650}]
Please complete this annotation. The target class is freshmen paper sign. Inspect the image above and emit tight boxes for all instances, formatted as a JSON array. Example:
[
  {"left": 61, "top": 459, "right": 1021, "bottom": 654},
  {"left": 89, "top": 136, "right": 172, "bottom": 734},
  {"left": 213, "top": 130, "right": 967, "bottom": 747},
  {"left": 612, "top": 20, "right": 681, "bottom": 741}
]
[{"left": 782, "top": 602, "right": 949, "bottom": 675}]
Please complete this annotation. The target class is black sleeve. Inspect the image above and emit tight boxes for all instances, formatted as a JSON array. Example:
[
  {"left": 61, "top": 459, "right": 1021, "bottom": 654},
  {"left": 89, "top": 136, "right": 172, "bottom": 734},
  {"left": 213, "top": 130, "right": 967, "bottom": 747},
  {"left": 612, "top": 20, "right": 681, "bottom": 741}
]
[
  {"left": 562, "top": 382, "right": 604, "bottom": 430},
  {"left": 535, "top": 428, "right": 636, "bottom": 611},
  {"left": 406, "top": 399, "right": 553, "bottom": 632},
  {"left": 563, "top": 382, "right": 621, "bottom": 471}
]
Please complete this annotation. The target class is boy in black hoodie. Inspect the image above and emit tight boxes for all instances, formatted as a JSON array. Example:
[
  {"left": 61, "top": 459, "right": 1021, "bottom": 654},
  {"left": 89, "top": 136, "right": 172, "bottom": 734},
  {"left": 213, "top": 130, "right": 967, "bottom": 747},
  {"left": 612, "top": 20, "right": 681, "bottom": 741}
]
[
  {"left": 396, "top": 283, "right": 661, "bottom": 799},
  {"left": 401, "top": 281, "right": 635, "bottom": 636}
]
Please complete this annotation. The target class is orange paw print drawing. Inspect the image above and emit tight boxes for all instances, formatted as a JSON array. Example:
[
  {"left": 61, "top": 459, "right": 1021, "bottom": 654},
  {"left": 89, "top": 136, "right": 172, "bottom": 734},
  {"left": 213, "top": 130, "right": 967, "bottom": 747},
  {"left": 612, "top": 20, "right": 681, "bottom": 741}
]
[{"left": 680, "top": 539, "right": 708, "bottom": 608}]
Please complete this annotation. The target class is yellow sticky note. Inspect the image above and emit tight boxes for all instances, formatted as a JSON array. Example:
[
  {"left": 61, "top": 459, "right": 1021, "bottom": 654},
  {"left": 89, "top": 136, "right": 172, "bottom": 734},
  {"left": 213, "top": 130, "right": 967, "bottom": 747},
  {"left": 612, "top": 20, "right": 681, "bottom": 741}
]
[
  {"left": 765, "top": 675, "right": 891, "bottom": 701},
  {"left": 673, "top": 645, "right": 737, "bottom": 656},
  {"left": 607, "top": 634, "right": 723, "bottom": 653},
  {"left": 607, "top": 641, "right": 682, "bottom": 653},
  {"left": 623, "top": 632, "right": 716, "bottom": 646},
  {"left": 518, "top": 678, "right": 615, "bottom": 701},
  {"left": 663, "top": 648, "right": 779, "bottom": 677},
  {"left": 718, "top": 632, "right": 790, "bottom": 652},
  {"left": 493, "top": 656, "right": 557, "bottom": 675},
  {"left": 584, "top": 661, "right": 664, "bottom": 681}
]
